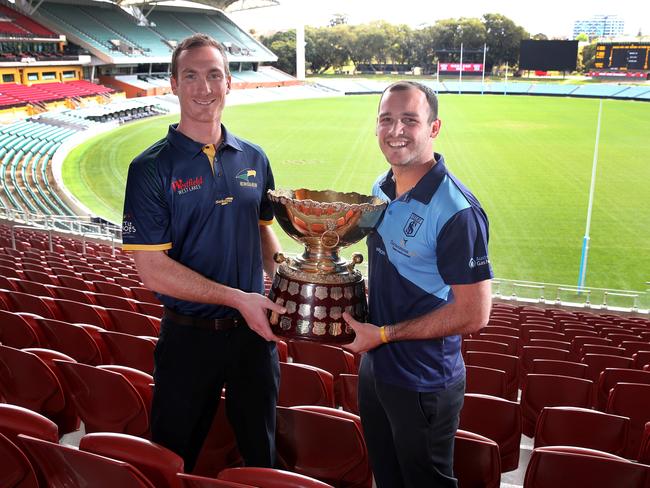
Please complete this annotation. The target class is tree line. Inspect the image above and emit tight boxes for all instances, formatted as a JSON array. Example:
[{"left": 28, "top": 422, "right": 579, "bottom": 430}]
[{"left": 258, "top": 14, "right": 596, "bottom": 76}]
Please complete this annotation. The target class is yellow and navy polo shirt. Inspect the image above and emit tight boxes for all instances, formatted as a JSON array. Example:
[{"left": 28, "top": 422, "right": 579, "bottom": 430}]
[
  {"left": 366, "top": 153, "right": 493, "bottom": 391},
  {"left": 122, "top": 123, "right": 275, "bottom": 319}
]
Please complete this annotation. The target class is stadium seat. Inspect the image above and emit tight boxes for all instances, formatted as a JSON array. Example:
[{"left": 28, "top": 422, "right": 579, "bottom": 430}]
[
  {"left": 475, "top": 332, "right": 519, "bottom": 355},
  {"left": 453, "top": 430, "right": 501, "bottom": 488},
  {"left": 56, "top": 275, "right": 93, "bottom": 292},
  {"left": 582, "top": 353, "right": 635, "bottom": 382},
  {"left": 99, "top": 330, "right": 156, "bottom": 374},
  {"left": 530, "top": 358, "right": 589, "bottom": 379},
  {"left": 534, "top": 406, "right": 630, "bottom": 456},
  {"left": 459, "top": 393, "right": 521, "bottom": 472},
  {"left": 79, "top": 432, "right": 184, "bottom": 488},
  {"left": 465, "top": 365, "right": 508, "bottom": 399},
  {"left": 106, "top": 308, "right": 160, "bottom": 336},
  {"left": 579, "top": 344, "right": 627, "bottom": 358},
  {"left": 275, "top": 405, "right": 370, "bottom": 488},
  {"left": 461, "top": 338, "right": 510, "bottom": 355},
  {"left": 0, "top": 309, "right": 44, "bottom": 348},
  {"left": 130, "top": 287, "right": 160, "bottom": 304},
  {"left": 33, "top": 318, "right": 108, "bottom": 365},
  {"left": 523, "top": 446, "right": 649, "bottom": 488},
  {"left": 218, "top": 467, "right": 335, "bottom": 488},
  {"left": 0, "top": 432, "right": 39, "bottom": 488},
  {"left": 465, "top": 351, "right": 519, "bottom": 401},
  {"left": 606, "top": 382, "right": 650, "bottom": 458},
  {"left": 278, "top": 362, "right": 335, "bottom": 408},
  {"left": 5, "top": 291, "right": 60, "bottom": 319},
  {"left": 595, "top": 368, "right": 650, "bottom": 410},
  {"left": 0, "top": 345, "right": 77, "bottom": 434},
  {"left": 520, "top": 374, "right": 593, "bottom": 437},
  {"left": 520, "top": 346, "right": 571, "bottom": 382},
  {"left": 93, "top": 293, "right": 139, "bottom": 312},
  {"left": 53, "top": 298, "right": 112, "bottom": 329},
  {"left": 52, "top": 360, "right": 151, "bottom": 438},
  {"left": 287, "top": 341, "right": 357, "bottom": 376},
  {"left": 177, "top": 473, "right": 253, "bottom": 488},
  {"left": 0, "top": 403, "right": 59, "bottom": 444},
  {"left": 18, "top": 434, "right": 156, "bottom": 488},
  {"left": 634, "top": 351, "right": 650, "bottom": 370},
  {"left": 93, "top": 280, "right": 132, "bottom": 298}
]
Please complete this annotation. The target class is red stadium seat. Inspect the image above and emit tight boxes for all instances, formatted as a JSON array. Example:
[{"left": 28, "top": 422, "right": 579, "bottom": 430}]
[
  {"left": 178, "top": 473, "right": 253, "bottom": 487},
  {"left": 465, "top": 351, "right": 519, "bottom": 401},
  {"left": 337, "top": 373, "right": 359, "bottom": 414},
  {"left": 582, "top": 353, "right": 634, "bottom": 382},
  {"left": 34, "top": 318, "right": 109, "bottom": 365},
  {"left": 606, "top": 382, "right": 650, "bottom": 458},
  {"left": 520, "top": 346, "right": 570, "bottom": 382},
  {"left": 531, "top": 359, "right": 589, "bottom": 379},
  {"left": 638, "top": 422, "right": 650, "bottom": 464},
  {"left": 453, "top": 430, "right": 501, "bottom": 488},
  {"left": 595, "top": 368, "right": 650, "bottom": 410},
  {"left": 465, "top": 365, "right": 508, "bottom": 399},
  {"left": 0, "top": 310, "right": 44, "bottom": 348},
  {"left": 0, "top": 432, "right": 39, "bottom": 488},
  {"left": 534, "top": 406, "right": 630, "bottom": 456},
  {"left": 99, "top": 330, "right": 156, "bottom": 374},
  {"left": 523, "top": 446, "right": 649, "bottom": 488},
  {"left": 79, "top": 433, "right": 184, "bottom": 488},
  {"left": 53, "top": 360, "right": 151, "bottom": 438},
  {"left": 218, "top": 467, "right": 335, "bottom": 488},
  {"left": 106, "top": 308, "right": 160, "bottom": 336},
  {"left": 275, "top": 406, "right": 370, "bottom": 488},
  {"left": 461, "top": 338, "right": 510, "bottom": 355},
  {"left": 19, "top": 434, "right": 156, "bottom": 488},
  {"left": 459, "top": 393, "right": 522, "bottom": 472},
  {"left": 53, "top": 298, "right": 112, "bottom": 329},
  {"left": 278, "top": 362, "right": 335, "bottom": 408},
  {"left": 520, "top": 374, "right": 593, "bottom": 437}
]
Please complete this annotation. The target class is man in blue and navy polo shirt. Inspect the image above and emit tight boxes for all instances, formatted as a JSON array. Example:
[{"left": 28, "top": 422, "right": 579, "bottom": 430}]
[
  {"left": 122, "top": 34, "right": 285, "bottom": 473},
  {"left": 344, "top": 81, "right": 493, "bottom": 488}
]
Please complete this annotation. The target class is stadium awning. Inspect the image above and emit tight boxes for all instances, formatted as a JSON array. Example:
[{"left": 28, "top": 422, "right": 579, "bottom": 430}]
[{"left": 116, "top": 0, "right": 279, "bottom": 11}]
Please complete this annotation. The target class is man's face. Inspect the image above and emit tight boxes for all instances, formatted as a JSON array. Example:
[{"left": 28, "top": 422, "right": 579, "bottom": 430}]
[
  {"left": 171, "top": 45, "right": 231, "bottom": 127},
  {"left": 376, "top": 87, "right": 441, "bottom": 168}
]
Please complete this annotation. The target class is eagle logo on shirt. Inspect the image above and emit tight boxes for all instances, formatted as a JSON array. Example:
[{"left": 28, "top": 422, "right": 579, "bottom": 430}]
[
  {"left": 236, "top": 169, "right": 258, "bottom": 188},
  {"left": 403, "top": 213, "right": 424, "bottom": 237}
]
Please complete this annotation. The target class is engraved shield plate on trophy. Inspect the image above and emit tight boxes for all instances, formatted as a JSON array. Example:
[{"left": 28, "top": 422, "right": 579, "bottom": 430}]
[{"left": 267, "top": 189, "right": 387, "bottom": 344}]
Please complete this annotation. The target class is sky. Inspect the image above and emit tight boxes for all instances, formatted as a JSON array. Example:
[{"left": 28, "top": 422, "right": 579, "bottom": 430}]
[{"left": 229, "top": 0, "right": 650, "bottom": 38}]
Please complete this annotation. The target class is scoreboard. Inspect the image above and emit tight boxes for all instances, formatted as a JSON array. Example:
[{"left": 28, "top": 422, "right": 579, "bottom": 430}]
[{"left": 594, "top": 43, "right": 650, "bottom": 70}]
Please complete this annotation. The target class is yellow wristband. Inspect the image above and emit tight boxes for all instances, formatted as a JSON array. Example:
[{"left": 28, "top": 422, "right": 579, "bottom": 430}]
[{"left": 380, "top": 326, "right": 389, "bottom": 344}]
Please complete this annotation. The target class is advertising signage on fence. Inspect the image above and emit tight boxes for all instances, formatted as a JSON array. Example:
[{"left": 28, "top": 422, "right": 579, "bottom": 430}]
[{"left": 438, "top": 63, "right": 483, "bottom": 73}]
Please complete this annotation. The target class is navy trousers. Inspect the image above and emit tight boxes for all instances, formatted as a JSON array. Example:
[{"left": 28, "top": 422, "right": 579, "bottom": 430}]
[
  {"left": 151, "top": 318, "right": 280, "bottom": 472},
  {"left": 358, "top": 357, "right": 465, "bottom": 488}
]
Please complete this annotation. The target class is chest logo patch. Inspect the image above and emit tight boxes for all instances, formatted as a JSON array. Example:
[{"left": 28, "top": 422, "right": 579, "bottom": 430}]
[
  {"left": 236, "top": 168, "right": 258, "bottom": 188},
  {"left": 171, "top": 176, "right": 203, "bottom": 195},
  {"left": 403, "top": 213, "right": 424, "bottom": 237}
]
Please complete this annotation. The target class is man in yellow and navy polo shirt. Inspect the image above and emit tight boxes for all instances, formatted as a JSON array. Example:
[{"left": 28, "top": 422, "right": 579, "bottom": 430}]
[{"left": 122, "top": 34, "right": 286, "bottom": 472}]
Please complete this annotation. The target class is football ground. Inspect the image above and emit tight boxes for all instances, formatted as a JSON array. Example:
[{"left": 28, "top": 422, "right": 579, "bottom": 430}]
[{"left": 62, "top": 94, "right": 650, "bottom": 293}]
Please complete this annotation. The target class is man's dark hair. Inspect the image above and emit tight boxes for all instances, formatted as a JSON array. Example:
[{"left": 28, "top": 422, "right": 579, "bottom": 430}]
[
  {"left": 170, "top": 33, "right": 230, "bottom": 79},
  {"left": 381, "top": 81, "right": 439, "bottom": 123}
]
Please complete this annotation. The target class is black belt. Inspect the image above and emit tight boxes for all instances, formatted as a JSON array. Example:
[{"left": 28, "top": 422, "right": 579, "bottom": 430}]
[{"left": 163, "top": 307, "right": 244, "bottom": 331}]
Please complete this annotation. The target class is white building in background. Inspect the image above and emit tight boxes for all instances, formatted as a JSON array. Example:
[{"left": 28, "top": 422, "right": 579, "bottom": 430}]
[{"left": 573, "top": 15, "right": 625, "bottom": 38}]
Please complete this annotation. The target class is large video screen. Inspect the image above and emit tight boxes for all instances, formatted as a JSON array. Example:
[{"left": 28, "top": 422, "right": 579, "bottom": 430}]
[
  {"left": 594, "top": 43, "right": 650, "bottom": 70},
  {"left": 519, "top": 40, "right": 578, "bottom": 71}
]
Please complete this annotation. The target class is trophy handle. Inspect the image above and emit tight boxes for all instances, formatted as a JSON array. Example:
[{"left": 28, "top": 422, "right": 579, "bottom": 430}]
[
  {"left": 347, "top": 253, "right": 364, "bottom": 272},
  {"left": 320, "top": 230, "right": 340, "bottom": 249}
]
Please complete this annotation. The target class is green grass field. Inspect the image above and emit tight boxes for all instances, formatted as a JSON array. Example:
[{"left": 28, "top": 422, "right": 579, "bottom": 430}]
[{"left": 62, "top": 95, "right": 650, "bottom": 291}]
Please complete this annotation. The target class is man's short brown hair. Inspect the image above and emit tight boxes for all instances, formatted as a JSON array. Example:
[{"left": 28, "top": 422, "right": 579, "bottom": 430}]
[
  {"left": 170, "top": 33, "right": 230, "bottom": 79},
  {"left": 381, "top": 81, "right": 439, "bottom": 123}
]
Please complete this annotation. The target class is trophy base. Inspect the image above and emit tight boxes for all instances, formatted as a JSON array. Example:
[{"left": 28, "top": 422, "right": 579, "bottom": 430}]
[{"left": 268, "top": 265, "right": 367, "bottom": 344}]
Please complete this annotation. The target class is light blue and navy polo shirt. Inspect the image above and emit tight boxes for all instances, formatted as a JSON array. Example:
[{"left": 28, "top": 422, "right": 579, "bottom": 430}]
[
  {"left": 366, "top": 153, "right": 493, "bottom": 392},
  {"left": 122, "top": 123, "right": 274, "bottom": 319}
]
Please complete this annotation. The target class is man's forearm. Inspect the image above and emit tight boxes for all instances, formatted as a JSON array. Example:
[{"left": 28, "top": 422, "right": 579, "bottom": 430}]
[
  {"left": 385, "top": 280, "right": 492, "bottom": 342},
  {"left": 133, "top": 251, "right": 244, "bottom": 308},
  {"left": 260, "top": 224, "right": 281, "bottom": 278}
]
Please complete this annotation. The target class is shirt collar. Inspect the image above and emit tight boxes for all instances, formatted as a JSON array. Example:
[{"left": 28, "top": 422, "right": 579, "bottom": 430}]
[
  {"left": 166, "top": 123, "right": 243, "bottom": 157},
  {"left": 379, "top": 153, "right": 447, "bottom": 204}
]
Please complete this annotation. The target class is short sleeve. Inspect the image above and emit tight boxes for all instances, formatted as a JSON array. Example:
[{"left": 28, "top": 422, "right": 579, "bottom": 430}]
[
  {"left": 122, "top": 158, "right": 172, "bottom": 251},
  {"left": 259, "top": 156, "right": 275, "bottom": 224},
  {"left": 436, "top": 206, "right": 493, "bottom": 285}
]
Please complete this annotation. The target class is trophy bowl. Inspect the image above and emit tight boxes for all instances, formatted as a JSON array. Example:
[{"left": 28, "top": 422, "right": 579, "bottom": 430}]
[{"left": 267, "top": 189, "right": 387, "bottom": 344}]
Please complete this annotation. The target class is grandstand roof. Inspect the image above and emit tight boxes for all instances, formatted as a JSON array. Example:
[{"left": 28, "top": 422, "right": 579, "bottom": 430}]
[{"left": 117, "top": 0, "right": 279, "bottom": 11}]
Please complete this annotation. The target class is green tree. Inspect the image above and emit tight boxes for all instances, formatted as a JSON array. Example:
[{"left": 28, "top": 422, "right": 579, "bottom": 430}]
[
  {"left": 483, "top": 13, "right": 529, "bottom": 70},
  {"left": 532, "top": 33, "right": 548, "bottom": 40},
  {"left": 575, "top": 33, "right": 589, "bottom": 42},
  {"left": 305, "top": 25, "right": 352, "bottom": 73},
  {"left": 259, "top": 30, "right": 296, "bottom": 75},
  {"left": 580, "top": 42, "right": 598, "bottom": 72}
]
